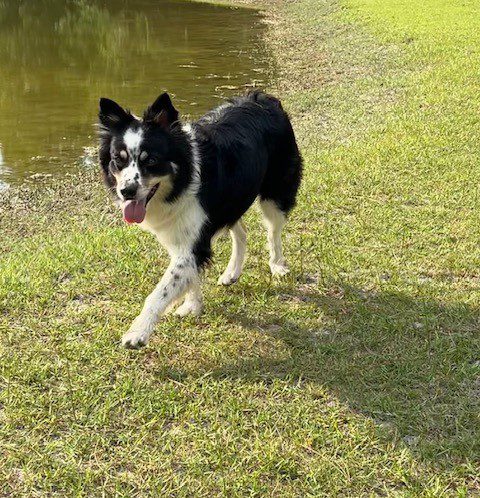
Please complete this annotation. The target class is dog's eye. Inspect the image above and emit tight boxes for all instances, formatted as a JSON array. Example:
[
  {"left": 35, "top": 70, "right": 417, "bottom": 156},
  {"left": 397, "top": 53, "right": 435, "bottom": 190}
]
[
  {"left": 139, "top": 153, "right": 155, "bottom": 165},
  {"left": 113, "top": 151, "right": 128, "bottom": 168}
]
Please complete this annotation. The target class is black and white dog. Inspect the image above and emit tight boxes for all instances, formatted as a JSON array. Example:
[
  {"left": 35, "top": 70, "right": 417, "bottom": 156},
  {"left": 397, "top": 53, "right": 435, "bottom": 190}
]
[{"left": 98, "top": 91, "right": 302, "bottom": 348}]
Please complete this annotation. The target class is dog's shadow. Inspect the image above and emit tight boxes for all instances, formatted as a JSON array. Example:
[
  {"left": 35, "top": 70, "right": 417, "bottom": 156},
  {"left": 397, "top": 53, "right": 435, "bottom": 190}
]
[{"left": 194, "top": 276, "right": 479, "bottom": 470}]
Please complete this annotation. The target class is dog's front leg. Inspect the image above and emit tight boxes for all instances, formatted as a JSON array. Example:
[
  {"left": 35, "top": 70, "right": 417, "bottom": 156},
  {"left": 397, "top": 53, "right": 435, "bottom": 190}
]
[{"left": 122, "top": 253, "right": 198, "bottom": 348}]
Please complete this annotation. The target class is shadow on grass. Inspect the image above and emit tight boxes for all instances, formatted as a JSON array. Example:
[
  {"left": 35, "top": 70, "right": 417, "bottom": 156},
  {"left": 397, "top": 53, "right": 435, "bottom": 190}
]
[{"left": 207, "top": 279, "right": 480, "bottom": 469}]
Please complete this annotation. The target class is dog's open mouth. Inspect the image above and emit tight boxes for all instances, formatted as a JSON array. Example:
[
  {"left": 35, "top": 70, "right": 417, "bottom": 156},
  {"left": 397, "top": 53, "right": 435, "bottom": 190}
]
[{"left": 123, "top": 183, "right": 159, "bottom": 224}]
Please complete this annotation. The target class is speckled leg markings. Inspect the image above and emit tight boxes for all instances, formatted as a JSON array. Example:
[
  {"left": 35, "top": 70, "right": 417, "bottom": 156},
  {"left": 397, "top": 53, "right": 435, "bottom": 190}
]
[
  {"left": 122, "top": 254, "right": 198, "bottom": 348},
  {"left": 218, "top": 220, "right": 247, "bottom": 286},
  {"left": 259, "top": 200, "right": 289, "bottom": 276}
]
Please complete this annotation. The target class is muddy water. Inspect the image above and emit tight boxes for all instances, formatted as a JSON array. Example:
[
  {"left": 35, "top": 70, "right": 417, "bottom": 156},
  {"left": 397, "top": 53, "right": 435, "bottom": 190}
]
[{"left": 0, "top": 0, "right": 271, "bottom": 187}]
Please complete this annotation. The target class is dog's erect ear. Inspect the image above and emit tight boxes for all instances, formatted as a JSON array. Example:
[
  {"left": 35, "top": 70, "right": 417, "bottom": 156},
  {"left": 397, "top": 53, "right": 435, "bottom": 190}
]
[
  {"left": 98, "top": 98, "right": 133, "bottom": 131},
  {"left": 143, "top": 92, "right": 179, "bottom": 128}
]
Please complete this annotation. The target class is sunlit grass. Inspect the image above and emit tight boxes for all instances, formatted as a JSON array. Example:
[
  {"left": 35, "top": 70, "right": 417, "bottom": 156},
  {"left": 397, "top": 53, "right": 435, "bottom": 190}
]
[{"left": 1, "top": 0, "right": 479, "bottom": 495}]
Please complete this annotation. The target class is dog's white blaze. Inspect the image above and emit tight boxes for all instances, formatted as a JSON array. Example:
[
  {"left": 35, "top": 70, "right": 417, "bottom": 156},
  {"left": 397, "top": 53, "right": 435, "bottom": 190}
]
[{"left": 123, "top": 128, "right": 143, "bottom": 157}]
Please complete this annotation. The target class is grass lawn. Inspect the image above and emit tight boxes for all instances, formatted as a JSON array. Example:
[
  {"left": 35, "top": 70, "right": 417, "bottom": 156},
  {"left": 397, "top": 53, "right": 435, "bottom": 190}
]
[{"left": 1, "top": 0, "right": 479, "bottom": 495}]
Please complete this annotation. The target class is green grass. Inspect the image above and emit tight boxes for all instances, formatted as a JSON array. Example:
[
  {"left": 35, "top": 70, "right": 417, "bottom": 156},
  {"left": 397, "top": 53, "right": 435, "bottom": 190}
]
[{"left": 1, "top": 0, "right": 480, "bottom": 495}]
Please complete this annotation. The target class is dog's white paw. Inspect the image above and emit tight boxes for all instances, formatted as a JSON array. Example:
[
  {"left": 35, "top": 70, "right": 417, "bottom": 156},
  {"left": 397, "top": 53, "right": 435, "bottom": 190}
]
[
  {"left": 217, "top": 268, "right": 241, "bottom": 286},
  {"left": 121, "top": 327, "right": 151, "bottom": 349},
  {"left": 175, "top": 299, "right": 203, "bottom": 317},
  {"left": 270, "top": 262, "right": 289, "bottom": 277}
]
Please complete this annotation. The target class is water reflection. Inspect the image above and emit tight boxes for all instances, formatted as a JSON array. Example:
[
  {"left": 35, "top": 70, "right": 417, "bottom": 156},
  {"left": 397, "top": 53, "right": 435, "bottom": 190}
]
[{"left": 0, "top": 0, "right": 270, "bottom": 183}]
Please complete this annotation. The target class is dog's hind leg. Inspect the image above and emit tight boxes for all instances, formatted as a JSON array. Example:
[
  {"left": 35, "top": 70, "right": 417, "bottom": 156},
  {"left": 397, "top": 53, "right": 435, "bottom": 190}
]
[
  {"left": 122, "top": 253, "right": 199, "bottom": 348},
  {"left": 259, "top": 199, "right": 289, "bottom": 276},
  {"left": 217, "top": 220, "right": 247, "bottom": 286},
  {"left": 174, "top": 279, "right": 203, "bottom": 317}
]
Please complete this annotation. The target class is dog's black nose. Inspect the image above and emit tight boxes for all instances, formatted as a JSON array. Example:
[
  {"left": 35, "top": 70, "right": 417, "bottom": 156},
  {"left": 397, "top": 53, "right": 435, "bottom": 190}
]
[{"left": 120, "top": 186, "right": 137, "bottom": 200}]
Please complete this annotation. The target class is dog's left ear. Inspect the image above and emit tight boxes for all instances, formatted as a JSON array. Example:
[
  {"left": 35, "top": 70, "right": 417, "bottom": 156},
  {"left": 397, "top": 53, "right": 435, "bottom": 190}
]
[
  {"left": 143, "top": 92, "right": 179, "bottom": 128},
  {"left": 99, "top": 98, "right": 134, "bottom": 132}
]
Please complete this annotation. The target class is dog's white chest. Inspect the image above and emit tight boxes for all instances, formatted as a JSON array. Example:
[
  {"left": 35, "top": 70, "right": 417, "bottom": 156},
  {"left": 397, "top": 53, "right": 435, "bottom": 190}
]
[{"left": 140, "top": 194, "right": 207, "bottom": 255}]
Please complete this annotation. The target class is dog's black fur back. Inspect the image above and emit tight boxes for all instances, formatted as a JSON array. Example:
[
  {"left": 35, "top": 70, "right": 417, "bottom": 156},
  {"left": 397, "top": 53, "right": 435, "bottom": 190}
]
[{"left": 192, "top": 91, "right": 302, "bottom": 265}]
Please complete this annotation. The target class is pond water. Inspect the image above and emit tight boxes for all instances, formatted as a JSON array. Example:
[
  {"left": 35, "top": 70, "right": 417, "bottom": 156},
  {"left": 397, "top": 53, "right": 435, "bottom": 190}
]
[{"left": 0, "top": 0, "right": 271, "bottom": 186}]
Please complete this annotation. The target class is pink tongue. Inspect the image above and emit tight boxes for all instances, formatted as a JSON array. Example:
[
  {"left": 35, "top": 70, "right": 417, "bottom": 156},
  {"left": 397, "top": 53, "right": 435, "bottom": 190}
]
[{"left": 123, "top": 200, "right": 147, "bottom": 224}]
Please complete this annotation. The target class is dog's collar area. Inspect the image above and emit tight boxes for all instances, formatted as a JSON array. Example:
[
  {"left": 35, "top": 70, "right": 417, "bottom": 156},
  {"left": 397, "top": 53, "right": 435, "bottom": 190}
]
[{"left": 146, "top": 183, "right": 160, "bottom": 205}]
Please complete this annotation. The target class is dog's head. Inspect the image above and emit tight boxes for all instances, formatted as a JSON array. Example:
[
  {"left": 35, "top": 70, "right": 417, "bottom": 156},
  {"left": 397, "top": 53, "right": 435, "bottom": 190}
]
[{"left": 98, "top": 93, "right": 183, "bottom": 224}]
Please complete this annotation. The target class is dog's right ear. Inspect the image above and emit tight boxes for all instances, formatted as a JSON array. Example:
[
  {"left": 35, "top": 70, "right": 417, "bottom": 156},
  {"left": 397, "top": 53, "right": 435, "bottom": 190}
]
[
  {"left": 98, "top": 98, "right": 133, "bottom": 131},
  {"left": 143, "top": 93, "right": 179, "bottom": 128}
]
